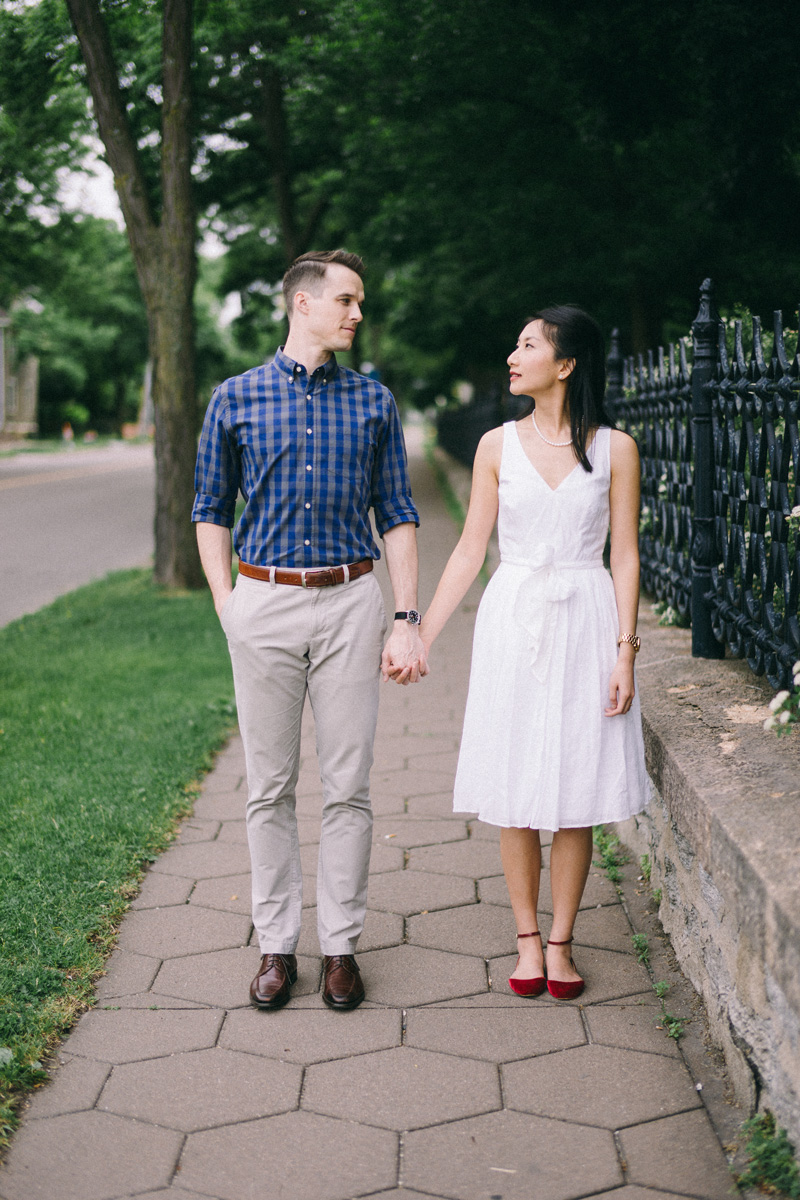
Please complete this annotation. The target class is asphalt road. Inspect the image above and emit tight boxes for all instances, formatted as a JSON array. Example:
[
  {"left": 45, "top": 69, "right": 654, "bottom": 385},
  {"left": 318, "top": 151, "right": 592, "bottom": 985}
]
[{"left": 0, "top": 442, "right": 156, "bottom": 627}]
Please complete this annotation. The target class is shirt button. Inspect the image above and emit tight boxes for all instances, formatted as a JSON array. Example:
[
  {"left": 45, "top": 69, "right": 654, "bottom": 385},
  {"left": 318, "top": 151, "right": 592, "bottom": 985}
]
[
  {"left": 306, "top": 464, "right": 312, "bottom": 471},
  {"left": 306, "top": 394, "right": 312, "bottom": 400},
  {"left": 307, "top": 428, "right": 312, "bottom": 435},
  {"left": 304, "top": 539, "right": 310, "bottom": 546},
  {"left": 305, "top": 503, "right": 311, "bottom": 510}
]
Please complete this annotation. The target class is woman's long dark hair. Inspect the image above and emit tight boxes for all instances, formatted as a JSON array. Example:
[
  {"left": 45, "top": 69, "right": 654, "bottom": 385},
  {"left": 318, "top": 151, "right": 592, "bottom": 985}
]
[{"left": 515, "top": 304, "right": 615, "bottom": 472}]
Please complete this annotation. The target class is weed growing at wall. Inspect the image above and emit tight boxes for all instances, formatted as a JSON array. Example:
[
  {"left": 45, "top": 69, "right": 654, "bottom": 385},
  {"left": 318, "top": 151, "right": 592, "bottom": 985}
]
[
  {"left": 735, "top": 1111, "right": 800, "bottom": 1197},
  {"left": 592, "top": 826, "right": 629, "bottom": 884}
]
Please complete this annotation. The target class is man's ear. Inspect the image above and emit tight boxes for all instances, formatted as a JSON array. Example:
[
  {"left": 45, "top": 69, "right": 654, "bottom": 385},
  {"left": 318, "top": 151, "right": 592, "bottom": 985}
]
[{"left": 293, "top": 290, "right": 312, "bottom": 317}]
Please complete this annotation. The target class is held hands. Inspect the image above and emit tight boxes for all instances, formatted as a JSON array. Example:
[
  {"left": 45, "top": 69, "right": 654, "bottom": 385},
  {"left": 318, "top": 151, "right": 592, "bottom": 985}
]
[
  {"left": 381, "top": 624, "right": 430, "bottom": 685},
  {"left": 605, "top": 649, "right": 636, "bottom": 716}
]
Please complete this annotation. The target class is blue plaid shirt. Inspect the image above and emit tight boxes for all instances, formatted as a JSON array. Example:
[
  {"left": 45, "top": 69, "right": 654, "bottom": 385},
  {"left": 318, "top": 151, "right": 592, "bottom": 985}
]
[{"left": 192, "top": 348, "right": 419, "bottom": 568}]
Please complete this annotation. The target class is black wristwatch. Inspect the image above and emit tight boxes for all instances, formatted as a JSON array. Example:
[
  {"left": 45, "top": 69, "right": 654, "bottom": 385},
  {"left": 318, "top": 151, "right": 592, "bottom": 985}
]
[{"left": 394, "top": 610, "right": 421, "bottom": 626}]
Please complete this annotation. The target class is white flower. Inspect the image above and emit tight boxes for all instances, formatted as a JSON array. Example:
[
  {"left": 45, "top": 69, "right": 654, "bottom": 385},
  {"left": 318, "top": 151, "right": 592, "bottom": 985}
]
[
  {"left": 779, "top": 710, "right": 792, "bottom": 725},
  {"left": 769, "top": 690, "right": 790, "bottom": 711},
  {"left": 793, "top": 661, "right": 800, "bottom": 673},
  {"left": 764, "top": 715, "right": 778, "bottom": 731},
  {"left": 791, "top": 505, "right": 800, "bottom": 518}
]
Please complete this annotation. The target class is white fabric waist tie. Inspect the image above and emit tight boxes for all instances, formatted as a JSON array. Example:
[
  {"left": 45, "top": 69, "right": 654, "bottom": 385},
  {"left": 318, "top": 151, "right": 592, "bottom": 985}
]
[{"left": 503, "top": 550, "right": 605, "bottom": 681}]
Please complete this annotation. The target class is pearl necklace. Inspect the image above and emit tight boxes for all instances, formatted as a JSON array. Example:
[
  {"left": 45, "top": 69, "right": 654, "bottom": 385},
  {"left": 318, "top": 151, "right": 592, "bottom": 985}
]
[{"left": 532, "top": 412, "right": 572, "bottom": 447}]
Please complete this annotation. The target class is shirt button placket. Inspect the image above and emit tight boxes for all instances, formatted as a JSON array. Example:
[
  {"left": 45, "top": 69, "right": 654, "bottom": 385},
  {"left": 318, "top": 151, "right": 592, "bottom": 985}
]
[{"left": 305, "top": 388, "right": 314, "bottom": 563}]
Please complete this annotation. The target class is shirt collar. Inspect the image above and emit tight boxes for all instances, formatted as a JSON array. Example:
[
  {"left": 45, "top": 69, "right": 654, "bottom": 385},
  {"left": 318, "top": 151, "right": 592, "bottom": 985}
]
[{"left": 274, "top": 346, "right": 339, "bottom": 382}]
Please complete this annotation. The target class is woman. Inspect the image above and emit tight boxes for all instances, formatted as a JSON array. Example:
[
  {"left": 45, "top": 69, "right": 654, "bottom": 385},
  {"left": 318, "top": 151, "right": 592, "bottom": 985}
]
[{"left": 420, "top": 306, "right": 647, "bottom": 999}]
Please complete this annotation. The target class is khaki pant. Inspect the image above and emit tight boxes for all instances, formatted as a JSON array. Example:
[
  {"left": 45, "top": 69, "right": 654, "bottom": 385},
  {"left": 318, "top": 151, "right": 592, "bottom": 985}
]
[{"left": 220, "top": 570, "right": 387, "bottom": 954}]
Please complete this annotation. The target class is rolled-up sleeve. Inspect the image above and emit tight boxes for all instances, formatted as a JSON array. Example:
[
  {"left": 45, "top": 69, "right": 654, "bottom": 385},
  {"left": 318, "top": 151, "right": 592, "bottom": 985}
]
[
  {"left": 191, "top": 386, "right": 240, "bottom": 527},
  {"left": 371, "top": 392, "right": 419, "bottom": 536}
]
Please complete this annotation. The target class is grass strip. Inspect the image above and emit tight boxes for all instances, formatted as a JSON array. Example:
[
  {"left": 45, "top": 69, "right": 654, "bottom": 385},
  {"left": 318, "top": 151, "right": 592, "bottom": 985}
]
[{"left": 0, "top": 569, "right": 236, "bottom": 1146}]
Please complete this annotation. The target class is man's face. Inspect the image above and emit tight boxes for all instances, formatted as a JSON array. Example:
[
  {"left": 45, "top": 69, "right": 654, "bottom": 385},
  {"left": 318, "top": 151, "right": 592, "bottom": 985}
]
[{"left": 299, "top": 264, "right": 364, "bottom": 353}]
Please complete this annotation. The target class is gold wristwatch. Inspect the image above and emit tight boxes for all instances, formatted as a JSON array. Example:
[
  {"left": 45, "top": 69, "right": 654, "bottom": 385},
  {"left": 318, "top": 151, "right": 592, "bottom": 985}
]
[{"left": 617, "top": 634, "right": 641, "bottom": 653}]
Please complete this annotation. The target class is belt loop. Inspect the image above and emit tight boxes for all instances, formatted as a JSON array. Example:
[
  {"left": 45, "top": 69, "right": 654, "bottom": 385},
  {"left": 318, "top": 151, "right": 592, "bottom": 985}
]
[
  {"left": 269, "top": 565, "right": 276, "bottom": 588},
  {"left": 301, "top": 569, "right": 308, "bottom": 589},
  {"left": 342, "top": 563, "right": 350, "bottom": 584}
]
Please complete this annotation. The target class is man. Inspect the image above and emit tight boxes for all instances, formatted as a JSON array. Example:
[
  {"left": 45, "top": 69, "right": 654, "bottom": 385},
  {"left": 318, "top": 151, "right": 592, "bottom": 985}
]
[{"left": 192, "top": 249, "right": 426, "bottom": 1011}]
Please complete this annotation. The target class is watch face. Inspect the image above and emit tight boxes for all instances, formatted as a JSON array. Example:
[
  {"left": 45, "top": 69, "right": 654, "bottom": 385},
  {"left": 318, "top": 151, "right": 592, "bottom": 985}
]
[{"left": 407, "top": 609, "right": 421, "bottom": 625}]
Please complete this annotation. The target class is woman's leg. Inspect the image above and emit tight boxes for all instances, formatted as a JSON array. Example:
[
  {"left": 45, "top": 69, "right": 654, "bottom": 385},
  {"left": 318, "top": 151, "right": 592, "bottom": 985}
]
[
  {"left": 546, "top": 826, "right": 593, "bottom": 982},
  {"left": 500, "top": 827, "right": 544, "bottom": 979}
]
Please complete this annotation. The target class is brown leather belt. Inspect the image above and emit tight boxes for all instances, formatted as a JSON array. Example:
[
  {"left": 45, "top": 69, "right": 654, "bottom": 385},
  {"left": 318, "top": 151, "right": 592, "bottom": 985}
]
[{"left": 238, "top": 558, "right": 373, "bottom": 588}]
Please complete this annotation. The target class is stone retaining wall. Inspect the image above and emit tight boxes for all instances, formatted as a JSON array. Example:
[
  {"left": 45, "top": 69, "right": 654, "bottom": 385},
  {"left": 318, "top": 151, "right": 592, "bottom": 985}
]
[{"left": 615, "top": 607, "right": 800, "bottom": 1145}]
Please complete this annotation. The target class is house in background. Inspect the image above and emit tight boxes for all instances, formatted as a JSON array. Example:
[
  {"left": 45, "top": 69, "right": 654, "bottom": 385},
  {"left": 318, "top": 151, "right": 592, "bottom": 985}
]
[{"left": 0, "top": 311, "right": 38, "bottom": 437}]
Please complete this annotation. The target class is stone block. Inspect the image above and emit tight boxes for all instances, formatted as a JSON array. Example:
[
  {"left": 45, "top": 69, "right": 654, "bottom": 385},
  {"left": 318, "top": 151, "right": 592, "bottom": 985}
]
[
  {"left": 372, "top": 816, "right": 468, "bottom": 848},
  {"left": 61, "top": 1008, "right": 223, "bottom": 1063},
  {"left": 189, "top": 874, "right": 251, "bottom": 915},
  {"left": 179, "top": 1111, "right": 398, "bottom": 1200},
  {"left": 192, "top": 788, "right": 245, "bottom": 821},
  {"left": 151, "top": 841, "right": 251, "bottom": 879},
  {"left": 26, "top": 1057, "right": 110, "bottom": 1119},
  {"left": 116, "top": 905, "right": 252, "bottom": 959},
  {"left": 591, "top": 1190, "right": 700, "bottom": 1200},
  {"left": 303, "top": 1045, "right": 500, "bottom": 1129},
  {"left": 155, "top": 948, "right": 319, "bottom": 1009},
  {"left": 366, "top": 869, "right": 476, "bottom": 916},
  {"left": 371, "top": 766, "right": 456, "bottom": 798},
  {"left": 94, "top": 950, "right": 160, "bottom": 999},
  {"left": 357, "top": 944, "right": 487, "bottom": 1006},
  {"left": 572, "top": 903, "right": 636, "bottom": 952},
  {"left": 619, "top": 1109, "right": 733, "bottom": 1199},
  {"left": 99, "top": 1047, "right": 301, "bottom": 1131},
  {"left": 503, "top": 1043, "right": 701, "bottom": 1128},
  {"left": 0, "top": 1110, "right": 182, "bottom": 1200},
  {"left": 367, "top": 841, "right": 405, "bottom": 873},
  {"left": 408, "top": 840, "right": 503, "bottom": 878},
  {"left": 219, "top": 1006, "right": 401, "bottom": 1064},
  {"left": 407, "top": 902, "right": 515, "bottom": 957},
  {"left": 584, "top": 1003, "right": 681, "bottom": 1057},
  {"left": 297, "top": 907, "right": 403, "bottom": 955},
  {"left": 131, "top": 872, "right": 195, "bottom": 910},
  {"left": 405, "top": 1006, "right": 586, "bottom": 1061},
  {"left": 403, "top": 1109, "right": 622, "bottom": 1200},
  {"left": 405, "top": 791, "right": 462, "bottom": 817},
  {"left": 173, "top": 818, "right": 221, "bottom": 844}
]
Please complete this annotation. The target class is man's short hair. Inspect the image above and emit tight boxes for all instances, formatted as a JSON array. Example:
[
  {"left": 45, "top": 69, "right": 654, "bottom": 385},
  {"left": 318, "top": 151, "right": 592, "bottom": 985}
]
[{"left": 282, "top": 250, "right": 365, "bottom": 320}]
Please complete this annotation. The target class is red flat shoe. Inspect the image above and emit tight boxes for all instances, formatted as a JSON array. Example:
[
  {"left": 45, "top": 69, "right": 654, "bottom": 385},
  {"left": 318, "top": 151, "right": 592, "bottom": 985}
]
[
  {"left": 508, "top": 931, "right": 546, "bottom": 997},
  {"left": 546, "top": 936, "right": 584, "bottom": 1000}
]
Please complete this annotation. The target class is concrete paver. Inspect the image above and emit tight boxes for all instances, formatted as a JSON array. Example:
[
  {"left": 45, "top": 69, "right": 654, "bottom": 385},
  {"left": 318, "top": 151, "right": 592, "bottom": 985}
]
[
  {"left": 403, "top": 1110, "right": 622, "bottom": 1200},
  {"left": 179, "top": 1111, "right": 397, "bottom": 1200},
  {"left": 219, "top": 1007, "right": 401, "bottom": 1063},
  {"left": 98, "top": 1047, "right": 301, "bottom": 1130},
  {"left": 0, "top": 432, "right": 737, "bottom": 1200},
  {"left": 503, "top": 1043, "right": 702, "bottom": 1127}
]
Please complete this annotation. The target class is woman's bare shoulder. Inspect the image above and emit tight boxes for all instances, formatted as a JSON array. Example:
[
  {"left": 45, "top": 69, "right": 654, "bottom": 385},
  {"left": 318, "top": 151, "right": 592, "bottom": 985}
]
[{"left": 609, "top": 427, "right": 640, "bottom": 464}]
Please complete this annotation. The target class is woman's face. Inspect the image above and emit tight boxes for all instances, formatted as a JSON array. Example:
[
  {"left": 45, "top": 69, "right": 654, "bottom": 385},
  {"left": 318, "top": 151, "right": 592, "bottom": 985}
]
[{"left": 507, "top": 320, "right": 567, "bottom": 397}]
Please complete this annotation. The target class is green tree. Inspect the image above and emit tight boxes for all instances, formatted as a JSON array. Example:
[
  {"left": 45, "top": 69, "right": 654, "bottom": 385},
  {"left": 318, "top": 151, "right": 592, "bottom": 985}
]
[{"left": 65, "top": 0, "right": 202, "bottom": 587}]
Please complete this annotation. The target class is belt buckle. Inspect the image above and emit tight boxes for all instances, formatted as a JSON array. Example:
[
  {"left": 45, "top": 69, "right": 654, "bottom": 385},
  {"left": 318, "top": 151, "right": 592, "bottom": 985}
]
[{"left": 301, "top": 570, "right": 308, "bottom": 589}]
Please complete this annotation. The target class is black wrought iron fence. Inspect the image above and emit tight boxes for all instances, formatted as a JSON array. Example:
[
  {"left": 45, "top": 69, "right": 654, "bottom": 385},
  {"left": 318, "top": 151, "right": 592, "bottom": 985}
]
[{"left": 608, "top": 280, "right": 800, "bottom": 689}]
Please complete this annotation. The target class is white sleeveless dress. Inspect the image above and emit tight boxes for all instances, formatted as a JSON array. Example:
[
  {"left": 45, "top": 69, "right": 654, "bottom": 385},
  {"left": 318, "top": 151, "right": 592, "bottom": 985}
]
[{"left": 453, "top": 421, "right": 648, "bottom": 830}]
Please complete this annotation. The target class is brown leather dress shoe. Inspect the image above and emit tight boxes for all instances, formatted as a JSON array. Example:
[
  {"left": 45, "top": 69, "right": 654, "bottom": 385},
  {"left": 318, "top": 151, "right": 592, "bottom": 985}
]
[
  {"left": 249, "top": 953, "right": 297, "bottom": 1010},
  {"left": 322, "top": 954, "right": 365, "bottom": 1010}
]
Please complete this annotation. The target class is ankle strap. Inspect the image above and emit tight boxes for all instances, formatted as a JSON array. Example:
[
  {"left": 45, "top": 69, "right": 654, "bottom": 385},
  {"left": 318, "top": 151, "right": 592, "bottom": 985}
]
[
  {"left": 516, "top": 931, "right": 541, "bottom": 939},
  {"left": 547, "top": 937, "right": 573, "bottom": 945}
]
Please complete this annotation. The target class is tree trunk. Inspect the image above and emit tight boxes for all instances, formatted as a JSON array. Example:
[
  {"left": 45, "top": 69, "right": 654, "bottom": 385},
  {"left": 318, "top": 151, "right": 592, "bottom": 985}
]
[{"left": 66, "top": 0, "right": 203, "bottom": 588}]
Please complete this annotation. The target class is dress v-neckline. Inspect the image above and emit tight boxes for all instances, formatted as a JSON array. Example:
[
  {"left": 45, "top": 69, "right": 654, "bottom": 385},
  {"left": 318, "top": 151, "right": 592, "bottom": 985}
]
[{"left": 511, "top": 419, "right": 595, "bottom": 493}]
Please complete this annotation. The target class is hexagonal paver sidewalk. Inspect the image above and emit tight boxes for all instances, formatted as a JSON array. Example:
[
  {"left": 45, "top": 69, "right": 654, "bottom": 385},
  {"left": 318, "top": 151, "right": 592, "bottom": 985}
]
[{"left": 0, "top": 430, "right": 735, "bottom": 1200}]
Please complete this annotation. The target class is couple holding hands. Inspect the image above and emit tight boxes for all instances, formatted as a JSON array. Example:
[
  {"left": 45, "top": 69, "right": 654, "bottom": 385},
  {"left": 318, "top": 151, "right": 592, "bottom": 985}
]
[{"left": 192, "top": 249, "right": 647, "bottom": 1012}]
